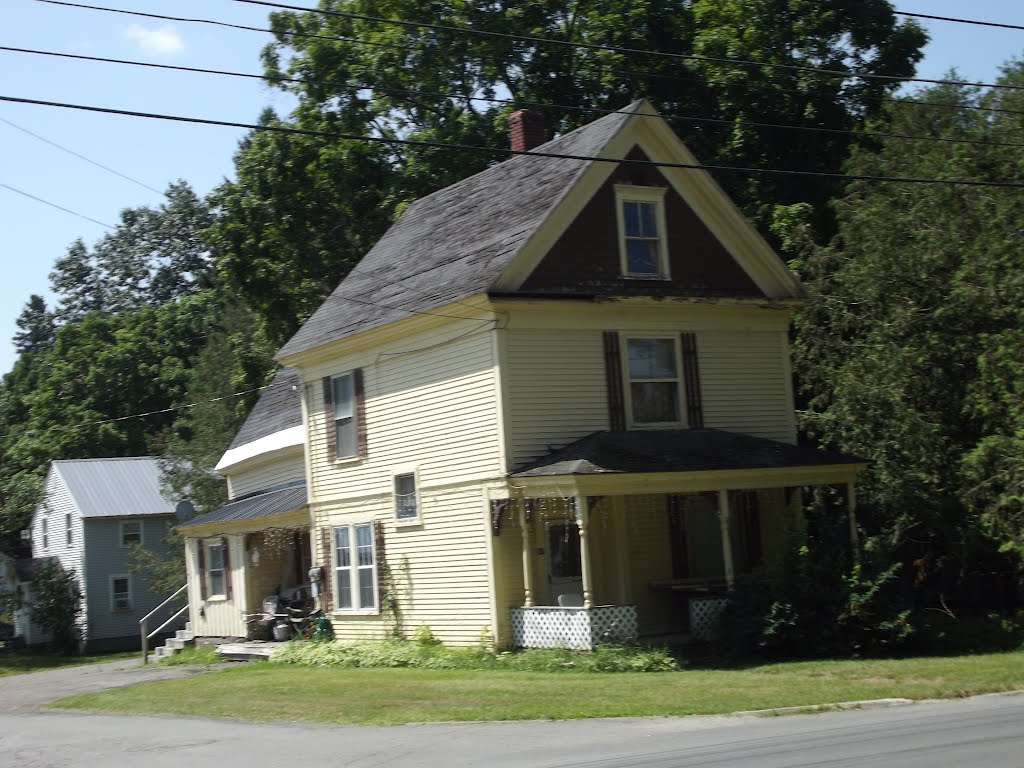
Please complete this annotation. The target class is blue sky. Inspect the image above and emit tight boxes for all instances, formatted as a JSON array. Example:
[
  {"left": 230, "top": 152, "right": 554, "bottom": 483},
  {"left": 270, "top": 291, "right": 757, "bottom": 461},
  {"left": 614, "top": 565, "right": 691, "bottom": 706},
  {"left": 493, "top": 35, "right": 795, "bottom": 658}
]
[{"left": 2, "top": 0, "right": 1023, "bottom": 376}]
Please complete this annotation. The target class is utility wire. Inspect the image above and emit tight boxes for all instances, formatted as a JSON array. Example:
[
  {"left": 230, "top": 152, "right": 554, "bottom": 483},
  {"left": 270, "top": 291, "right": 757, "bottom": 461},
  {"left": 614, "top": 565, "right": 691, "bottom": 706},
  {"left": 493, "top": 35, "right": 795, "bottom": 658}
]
[
  {"left": 38, "top": 0, "right": 1024, "bottom": 93},
  {"left": 895, "top": 10, "right": 1024, "bottom": 32},
  {"left": 29, "top": 3, "right": 1021, "bottom": 120},
  {"left": 0, "top": 380, "right": 277, "bottom": 442},
  {"left": 0, "top": 115, "right": 163, "bottom": 195},
  {"left": 7, "top": 46, "right": 1024, "bottom": 151},
  {"left": 4, "top": 94, "right": 1024, "bottom": 188},
  {"left": 1, "top": 182, "right": 113, "bottom": 228},
  {"left": 227, "top": 0, "right": 1024, "bottom": 93}
]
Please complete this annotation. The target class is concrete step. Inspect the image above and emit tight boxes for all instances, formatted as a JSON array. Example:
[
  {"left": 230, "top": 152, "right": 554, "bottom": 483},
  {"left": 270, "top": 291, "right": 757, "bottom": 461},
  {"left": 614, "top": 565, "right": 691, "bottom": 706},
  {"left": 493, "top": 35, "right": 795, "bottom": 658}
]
[
  {"left": 164, "top": 638, "right": 189, "bottom": 650},
  {"left": 175, "top": 628, "right": 194, "bottom": 641},
  {"left": 154, "top": 645, "right": 175, "bottom": 658},
  {"left": 184, "top": 621, "right": 191, "bottom": 632}
]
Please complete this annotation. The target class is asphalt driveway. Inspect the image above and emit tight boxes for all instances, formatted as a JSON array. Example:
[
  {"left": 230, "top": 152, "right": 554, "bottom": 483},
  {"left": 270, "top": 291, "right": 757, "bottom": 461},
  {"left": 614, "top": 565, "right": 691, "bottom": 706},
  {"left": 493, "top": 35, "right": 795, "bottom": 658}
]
[{"left": 0, "top": 657, "right": 220, "bottom": 712}]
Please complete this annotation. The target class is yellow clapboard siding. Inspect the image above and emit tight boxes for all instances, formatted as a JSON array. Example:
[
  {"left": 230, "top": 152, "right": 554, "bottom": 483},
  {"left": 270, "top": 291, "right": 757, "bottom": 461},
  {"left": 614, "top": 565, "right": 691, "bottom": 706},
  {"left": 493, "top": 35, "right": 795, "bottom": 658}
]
[{"left": 227, "top": 452, "right": 305, "bottom": 498}]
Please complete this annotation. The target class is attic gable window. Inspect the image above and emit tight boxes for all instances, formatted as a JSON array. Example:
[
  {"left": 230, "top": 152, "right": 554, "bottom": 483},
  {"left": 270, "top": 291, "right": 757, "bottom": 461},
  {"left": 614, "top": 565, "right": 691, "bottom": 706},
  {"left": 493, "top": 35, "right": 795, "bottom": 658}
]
[{"left": 615, "top": 185, "right": 669, "bottom": 279}]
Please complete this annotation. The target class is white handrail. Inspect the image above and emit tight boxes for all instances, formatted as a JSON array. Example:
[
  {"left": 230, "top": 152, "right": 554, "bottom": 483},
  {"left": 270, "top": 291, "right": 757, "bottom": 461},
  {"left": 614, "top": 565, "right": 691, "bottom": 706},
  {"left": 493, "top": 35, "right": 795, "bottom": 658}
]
[{"left": 140, "top": 584, "right": 188, "bottom": 665}]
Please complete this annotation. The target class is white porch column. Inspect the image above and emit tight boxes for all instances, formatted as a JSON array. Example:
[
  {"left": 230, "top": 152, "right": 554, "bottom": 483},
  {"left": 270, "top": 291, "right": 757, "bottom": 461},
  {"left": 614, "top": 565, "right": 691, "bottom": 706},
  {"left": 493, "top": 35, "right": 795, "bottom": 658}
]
[
  {"left": 575, "top": 495, "right": 595, "bottom": 609},
  {"left": 717, "top": 489, "right": 735, "bottom": 588},
  {"left": 519, "top": 500, "right": 534, "bottom": 607},
  {"left": 847, "top": 483, "right": 860, "bottom": 553}
]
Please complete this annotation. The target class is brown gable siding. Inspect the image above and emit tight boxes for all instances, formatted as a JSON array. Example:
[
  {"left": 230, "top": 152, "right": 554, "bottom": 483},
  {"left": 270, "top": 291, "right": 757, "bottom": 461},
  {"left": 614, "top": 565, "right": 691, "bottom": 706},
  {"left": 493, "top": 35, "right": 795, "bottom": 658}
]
[{"left": 519, "top": 147, "right": 765, "bottom": 298}]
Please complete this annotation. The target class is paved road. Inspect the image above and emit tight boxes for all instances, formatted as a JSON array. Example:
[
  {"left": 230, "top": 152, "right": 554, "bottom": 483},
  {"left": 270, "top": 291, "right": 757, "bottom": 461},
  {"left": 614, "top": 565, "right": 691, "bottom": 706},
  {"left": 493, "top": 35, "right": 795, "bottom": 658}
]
[{"left": 1, "top": 686, "right": 1023, "bottom": 767}]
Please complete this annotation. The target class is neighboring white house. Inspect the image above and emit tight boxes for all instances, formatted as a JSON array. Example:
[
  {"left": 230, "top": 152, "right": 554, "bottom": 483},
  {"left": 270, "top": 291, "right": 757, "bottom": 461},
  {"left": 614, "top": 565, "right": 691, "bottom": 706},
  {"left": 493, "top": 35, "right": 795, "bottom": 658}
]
[{"left": 24, "top": 457, "right": 178, "bottom": 651}]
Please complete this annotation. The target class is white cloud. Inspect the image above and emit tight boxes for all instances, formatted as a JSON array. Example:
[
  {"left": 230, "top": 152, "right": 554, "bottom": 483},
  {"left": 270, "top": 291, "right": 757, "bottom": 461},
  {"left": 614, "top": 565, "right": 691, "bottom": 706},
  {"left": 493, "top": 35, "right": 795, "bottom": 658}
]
[{"left": 122, "top": 24, "right": 185, "bottom": 56}]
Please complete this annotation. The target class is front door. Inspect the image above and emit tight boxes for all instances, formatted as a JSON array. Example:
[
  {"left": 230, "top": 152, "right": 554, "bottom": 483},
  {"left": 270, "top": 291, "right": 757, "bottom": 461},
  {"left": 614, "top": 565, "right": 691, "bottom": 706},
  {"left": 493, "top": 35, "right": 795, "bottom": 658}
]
[{"left": 546, "top": 523, "right": 583, "bottom": 605}]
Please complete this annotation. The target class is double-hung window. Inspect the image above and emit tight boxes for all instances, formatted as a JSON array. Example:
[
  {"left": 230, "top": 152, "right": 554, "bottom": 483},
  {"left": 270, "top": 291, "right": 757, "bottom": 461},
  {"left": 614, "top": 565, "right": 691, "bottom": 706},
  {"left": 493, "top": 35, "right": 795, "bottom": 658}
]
[
  {"left": 333, "top": 523, "right": 376, "bottom": 612},
  {"left": 625, "top": 337, "right": 683, "bottom": 426},
  {"left": 111, "top": 575, "right": 132, "bottom": 611},
  {"left": 616, "top": 185, "right": 669, "bottom": 279},
  {"left": 332, "top": 372, "right": 358, "bottom": 459},
  {"left": 119, "top": 520, "right": 142, "bottom": 547},
  {"left": 206, "top": 541, "right": 226, "bottom": 598},
  {"left": 65, "top": 513, "right": 72, "bottom": 545}
]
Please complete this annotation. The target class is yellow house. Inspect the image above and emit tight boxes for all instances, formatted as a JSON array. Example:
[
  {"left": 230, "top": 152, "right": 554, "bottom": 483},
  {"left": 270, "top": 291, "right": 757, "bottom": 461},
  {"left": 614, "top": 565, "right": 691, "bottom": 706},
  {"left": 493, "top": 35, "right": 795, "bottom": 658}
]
[{"left": 185, "top": 100, "right": 865, "bottom": 650}]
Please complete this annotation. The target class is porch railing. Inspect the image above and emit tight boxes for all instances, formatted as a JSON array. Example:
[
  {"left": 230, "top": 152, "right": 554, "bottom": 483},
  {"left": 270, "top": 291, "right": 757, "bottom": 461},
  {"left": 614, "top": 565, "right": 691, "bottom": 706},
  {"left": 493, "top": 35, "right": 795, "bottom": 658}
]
[{"left": 140, "top": 584, "right": 188, "bottom": 664}]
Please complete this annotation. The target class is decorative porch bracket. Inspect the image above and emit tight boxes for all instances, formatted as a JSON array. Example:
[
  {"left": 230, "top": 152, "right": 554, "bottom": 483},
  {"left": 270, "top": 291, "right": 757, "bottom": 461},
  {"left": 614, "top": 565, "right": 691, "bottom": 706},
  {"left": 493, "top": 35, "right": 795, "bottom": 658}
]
[{"left": 490, "top": 499, "right": 509, "bottom": 536}]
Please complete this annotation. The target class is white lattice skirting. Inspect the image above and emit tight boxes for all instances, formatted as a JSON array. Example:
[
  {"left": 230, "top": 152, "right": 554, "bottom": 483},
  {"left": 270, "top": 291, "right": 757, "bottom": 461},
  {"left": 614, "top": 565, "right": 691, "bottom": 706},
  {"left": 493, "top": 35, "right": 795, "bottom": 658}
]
[
  {"left": 689, "top": 597, "right": 729, "bottom": 641},
  {"left": 510, "top": 605, "right": 638, "bottom": 650}
]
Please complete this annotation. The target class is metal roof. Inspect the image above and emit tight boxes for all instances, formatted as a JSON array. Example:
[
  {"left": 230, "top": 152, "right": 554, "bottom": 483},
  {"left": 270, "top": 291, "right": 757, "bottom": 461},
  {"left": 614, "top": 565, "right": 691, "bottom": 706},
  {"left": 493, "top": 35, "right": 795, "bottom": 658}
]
[
  {"left": 511, "top": 429, "right": 866, "bottom": 477},
  {"left": 177, "top": 481, "right": 308, "bottom": 530},
  {"left": 52, "top": 457, "right": 177, "bottom": 518}
]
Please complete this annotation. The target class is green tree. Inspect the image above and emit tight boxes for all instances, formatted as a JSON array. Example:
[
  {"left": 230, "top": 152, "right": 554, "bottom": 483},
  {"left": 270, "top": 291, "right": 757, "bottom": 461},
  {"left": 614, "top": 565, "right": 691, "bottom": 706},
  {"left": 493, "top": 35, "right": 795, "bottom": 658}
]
[
  {"left": 12, "top": 295, "right": 55, "bottom": 355},
  {"left": 792, "top": 65, "right": 1024, "bottom": 603},
  {"left": 213, "top": 0, "right": 925, "bottom": 337},
  {"left": 26, "top": 559, "right": 84, "bottom": 654}
]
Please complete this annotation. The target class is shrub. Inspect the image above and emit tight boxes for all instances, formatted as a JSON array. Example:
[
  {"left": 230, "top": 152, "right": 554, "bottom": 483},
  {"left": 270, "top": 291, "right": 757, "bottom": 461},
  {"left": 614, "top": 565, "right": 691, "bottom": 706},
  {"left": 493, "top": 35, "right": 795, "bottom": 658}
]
[
  {"left": 26, "top": 559, "right": 83, "bottom": 655},
  {"left": 271, "top": 640, "right": 680, "bottom": 673}
]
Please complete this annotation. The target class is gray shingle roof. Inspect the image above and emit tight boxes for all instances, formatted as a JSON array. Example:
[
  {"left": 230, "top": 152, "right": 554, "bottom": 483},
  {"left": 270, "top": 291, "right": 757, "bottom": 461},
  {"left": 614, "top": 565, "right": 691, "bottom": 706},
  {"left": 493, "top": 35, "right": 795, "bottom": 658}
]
[
  {"left": 228, "top": 367, "right": 303, "bottom": 451},
  {"left": 276, "top": 102, "right": 642, "bottom": 360},
  {"left": 177, "top": 481, "right": 307, "bottom": 530},
  {"left": 52, "top": 457, "right": 177, "bottom": 518},
  {"left": 510, "top": 430, "right": 865, "bottom": 477}
]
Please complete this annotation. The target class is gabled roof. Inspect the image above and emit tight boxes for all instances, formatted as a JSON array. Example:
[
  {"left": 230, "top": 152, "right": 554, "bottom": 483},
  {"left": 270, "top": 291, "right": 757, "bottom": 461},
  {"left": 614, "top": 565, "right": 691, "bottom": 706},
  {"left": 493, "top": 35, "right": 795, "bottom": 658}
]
[
  {"left": 276, "top": 102, "right": 641, "bottom": 360},
  {"left": 511, "top": 429, "right": 865, "bottom": 477},
  {"left": 227, "top": 367, "right": 303, "bottom": 452},
  {"left": 50, "top": 457, "right": 176, "bottom": 518}
]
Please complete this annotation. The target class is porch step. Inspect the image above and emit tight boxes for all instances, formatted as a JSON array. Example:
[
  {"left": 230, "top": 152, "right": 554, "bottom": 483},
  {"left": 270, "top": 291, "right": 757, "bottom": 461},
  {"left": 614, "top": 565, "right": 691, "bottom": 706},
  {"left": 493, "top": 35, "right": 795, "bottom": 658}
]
[
  {"left": 164, "top": 637, "right": 190, "bottom": 651},
  {"left": 175, "top": 628, "right": 194, "bottom": 641}
]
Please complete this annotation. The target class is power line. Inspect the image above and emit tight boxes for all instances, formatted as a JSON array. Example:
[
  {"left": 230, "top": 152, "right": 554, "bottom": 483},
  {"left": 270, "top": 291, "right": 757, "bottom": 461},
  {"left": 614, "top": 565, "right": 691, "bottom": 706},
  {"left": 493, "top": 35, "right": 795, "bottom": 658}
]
[
  {"left": 4, "top": 94, "right": 1024, "bottom": 189},
  {"left": 227, "top": 0, "right": 1024, "bottom": 93},
  {"left": 0, "top": 115, "right": 163, "bottom": 195},
  {"left": 0, "top": 380, "right": 278, "bottom": 442},
  {"left": 1, "top": 182, "right": 113, "bottom": 228},
  {"left": 895, "top": 10, "right": 1024, "bottom": 32},
  {"left": 8, "top": 46, "right": 1024, "bottom": 152},
  {"left": 38, "top": 0, "right": 1024, "bottom": 94}
]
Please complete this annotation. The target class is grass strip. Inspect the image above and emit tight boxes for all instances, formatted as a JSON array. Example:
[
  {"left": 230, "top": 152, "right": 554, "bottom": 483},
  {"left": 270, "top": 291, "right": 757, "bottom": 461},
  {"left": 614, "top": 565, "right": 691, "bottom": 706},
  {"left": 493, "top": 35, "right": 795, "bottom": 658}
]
[{"left": 51, "top": 650, "right": 1024, "bottom": 725}]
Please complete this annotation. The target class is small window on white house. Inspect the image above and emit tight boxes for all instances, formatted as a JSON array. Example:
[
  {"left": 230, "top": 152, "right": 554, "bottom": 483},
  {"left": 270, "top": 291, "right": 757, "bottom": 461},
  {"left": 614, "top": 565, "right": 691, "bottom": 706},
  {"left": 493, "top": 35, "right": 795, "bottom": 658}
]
[
  {"left": 625, "top": 337, "right": 683, "bottom": 426},
  {"left": 206, "top": 541, "right": 226, "bottom": 598},
  {"left": 119, "top": 521, "right": 142, "bottom": 547},
  {"left": 65, "top": 513, "right": 72, "bottom": 545},
  {"left": 42, "top": 519, "right": 48, "bottom": 550},
  {"left": 111, "top": 575, "right": 132, "bottom": 611},
  {"left": 332, "top": 372, "right": 358, "bottom": 459},
  {"left": 615, "top": 185, "right": 669, "bottom": 279},
  {"left": 333, "top": 523, "right": 376, "bottom": 612},
  {"left": 394, "top": 473, "right": 418, "bottom": 522}
]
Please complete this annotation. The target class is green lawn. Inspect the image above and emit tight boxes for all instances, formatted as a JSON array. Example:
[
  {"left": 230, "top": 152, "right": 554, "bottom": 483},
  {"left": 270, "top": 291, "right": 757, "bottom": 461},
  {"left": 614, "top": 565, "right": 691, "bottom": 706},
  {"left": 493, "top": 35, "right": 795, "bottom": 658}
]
[
  {"left": 0, "top": 649, "right": 136, "bottom": 677},
  {"left": 52, "top": 651, "right": 1024, "bottom": 725}
]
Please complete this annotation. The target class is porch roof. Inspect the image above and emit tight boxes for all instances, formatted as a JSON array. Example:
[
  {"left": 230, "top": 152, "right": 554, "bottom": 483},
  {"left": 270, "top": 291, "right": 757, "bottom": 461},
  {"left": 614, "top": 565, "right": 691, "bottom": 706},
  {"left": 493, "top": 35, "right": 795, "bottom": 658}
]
[
  {"left": 177, "top": 481, "right": 307, "bottom": 530},
  {"left": 510, "top": 429, "right": 864, "bottom": 478}
]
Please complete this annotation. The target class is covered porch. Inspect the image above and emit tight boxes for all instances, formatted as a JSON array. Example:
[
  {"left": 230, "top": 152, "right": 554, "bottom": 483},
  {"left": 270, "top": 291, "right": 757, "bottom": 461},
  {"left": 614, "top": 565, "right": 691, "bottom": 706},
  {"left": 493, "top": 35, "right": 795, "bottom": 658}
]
[
  {"left": 492, "top": 429, "right": 865, "bottom": 650},
  {"left": 178, "top": 481, "right": 314, "bottom": 641}
]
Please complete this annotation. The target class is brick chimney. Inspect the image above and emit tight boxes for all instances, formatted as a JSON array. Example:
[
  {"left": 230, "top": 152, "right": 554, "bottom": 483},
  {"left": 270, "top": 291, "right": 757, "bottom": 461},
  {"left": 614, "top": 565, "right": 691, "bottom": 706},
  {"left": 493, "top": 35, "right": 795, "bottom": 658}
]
[{"left": 508, "top": 109, "right": 546, "bottom": 152}]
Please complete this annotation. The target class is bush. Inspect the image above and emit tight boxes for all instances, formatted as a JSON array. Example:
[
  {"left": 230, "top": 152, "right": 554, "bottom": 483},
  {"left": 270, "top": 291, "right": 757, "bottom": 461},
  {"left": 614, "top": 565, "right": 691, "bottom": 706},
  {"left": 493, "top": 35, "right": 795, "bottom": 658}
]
[
  {"left": 717, "top": 496, "right": 913, "bottom": 660},
  {"left": 271, "top": 640, "right": 680, "bottom": 673},
  {"left": 27, "top": 559, "right": 83, "bottom": 655}
]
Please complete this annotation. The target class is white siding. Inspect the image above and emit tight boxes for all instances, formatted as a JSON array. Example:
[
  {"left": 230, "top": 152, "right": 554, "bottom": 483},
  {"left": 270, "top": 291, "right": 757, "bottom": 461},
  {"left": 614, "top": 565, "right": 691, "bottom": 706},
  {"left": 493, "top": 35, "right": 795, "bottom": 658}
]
[
  {"left": 699, "top": 329, "right": 796, "bottom": 443},
  {"left": 31, "top": 471, "right": 86, "bottom": 630},
  {"left": 228, "top": 451, "right": 305, "bottom": 498},
  {"left": 185, "top": 535, "right": 248, "bottom": 638}
]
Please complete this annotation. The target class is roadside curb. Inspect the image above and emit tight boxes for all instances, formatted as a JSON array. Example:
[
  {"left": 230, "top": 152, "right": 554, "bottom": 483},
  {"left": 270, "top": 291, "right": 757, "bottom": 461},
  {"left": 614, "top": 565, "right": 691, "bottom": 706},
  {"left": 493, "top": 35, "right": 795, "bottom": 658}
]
[{"left": 736, "top": 697, "right": 915, "bottom": 718}]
